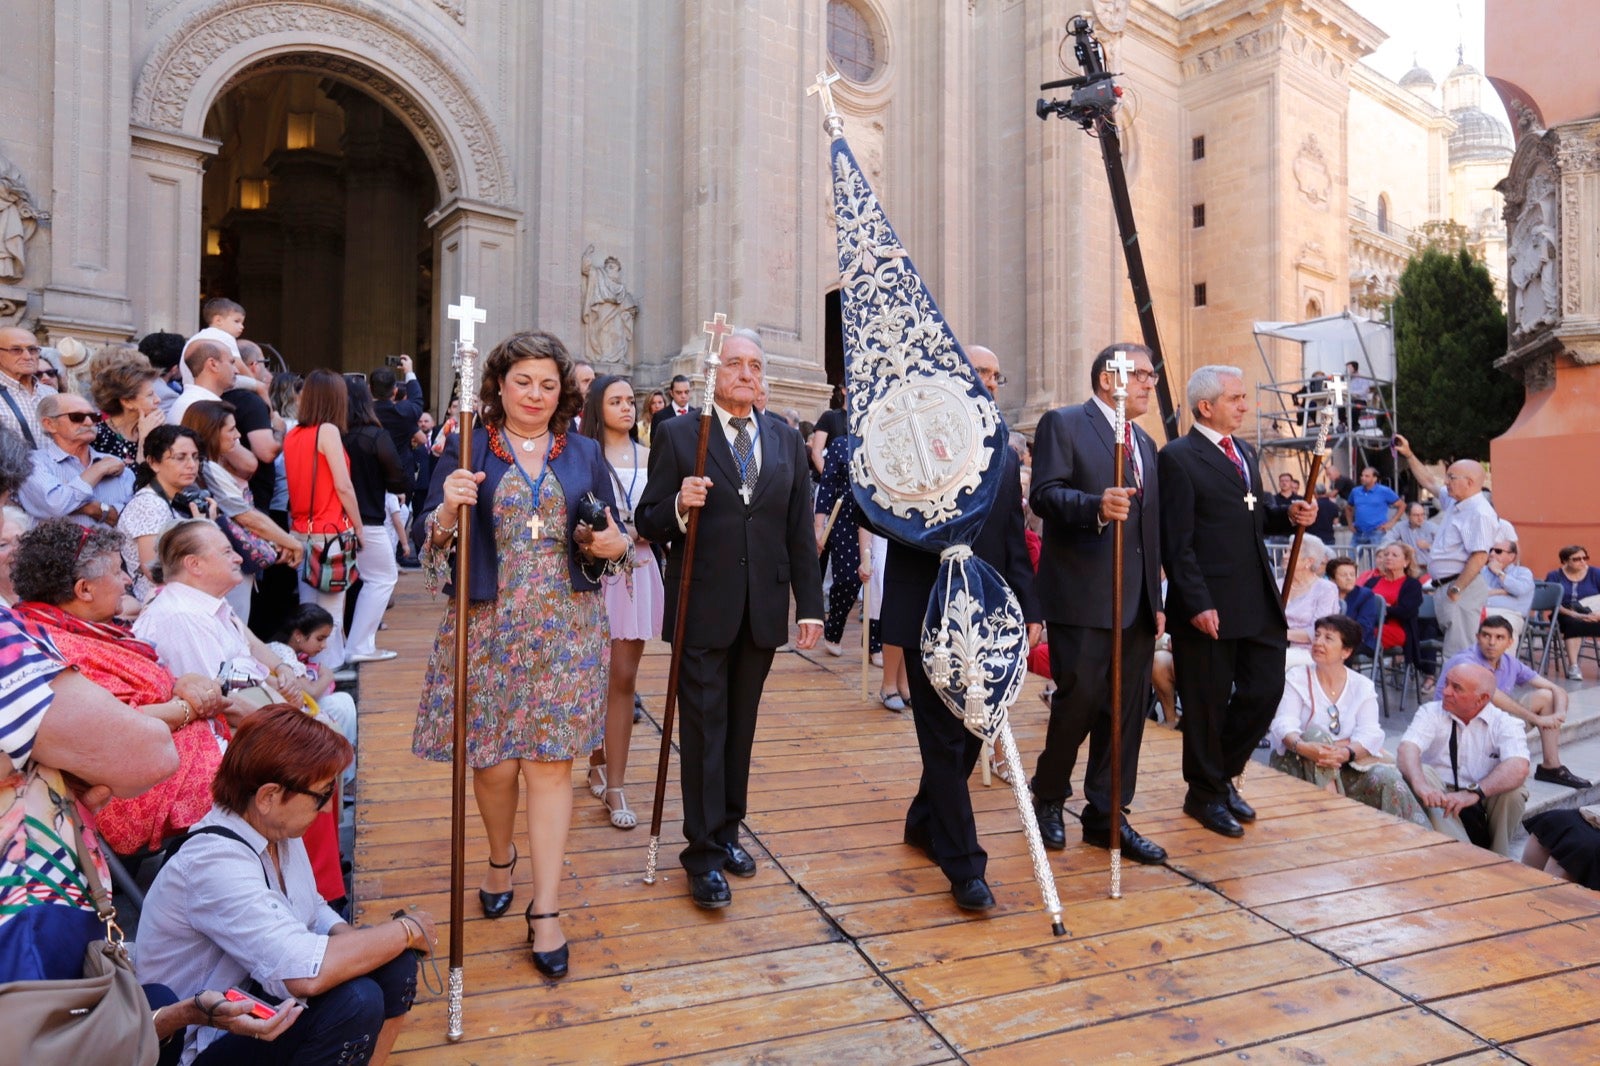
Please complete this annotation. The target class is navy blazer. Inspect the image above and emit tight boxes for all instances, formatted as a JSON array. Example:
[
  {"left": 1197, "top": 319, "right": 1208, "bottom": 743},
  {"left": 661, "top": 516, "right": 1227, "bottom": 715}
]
[
  {"left": 1159, "top": 428, "right": 1295, "bottom": 640},
  {"left": 421, "top": 426, "right": 620, "bottom": 601},
  {"left": 1030, "top": 400, "right": 1162, "bottom": 628},
  {"left": 1342, "top": 582, "right": 1383, "bottom": 655}
]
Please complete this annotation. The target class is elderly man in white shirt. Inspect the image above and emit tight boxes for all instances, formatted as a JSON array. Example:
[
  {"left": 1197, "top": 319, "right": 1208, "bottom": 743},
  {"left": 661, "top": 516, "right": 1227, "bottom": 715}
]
[
  {"left": 1426, "top": 460, "right": 1499, "bottom": 659},
  {"left": 15, "top": 392, "right": 134, "bottom": 527},
  {"left": 1397, "top": 661, "right": 1530, "bottom": 856}
]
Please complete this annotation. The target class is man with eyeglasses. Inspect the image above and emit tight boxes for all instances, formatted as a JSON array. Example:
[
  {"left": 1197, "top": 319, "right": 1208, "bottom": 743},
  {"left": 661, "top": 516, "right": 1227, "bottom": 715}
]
[
  {"left": 1425, "top": 458, "right": 1499, "bottom": 659},
  {"left": 1028, "top": 343, "right": 1167, "bottom": 865},
  {"left": 1382, "top": 500, "right": 1437, "bottom": 572},
  {"left": 0, "top": 326, "right": 56, "bottom": 447},
  {"left": 15, "top": 392, "right": 133, "bottom": 527}
]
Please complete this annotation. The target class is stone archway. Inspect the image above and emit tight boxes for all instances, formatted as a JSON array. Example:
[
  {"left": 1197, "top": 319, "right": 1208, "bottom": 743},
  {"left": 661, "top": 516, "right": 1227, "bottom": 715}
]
[{"left": 127, "top": 0, "right": 521, "bottom": 399}]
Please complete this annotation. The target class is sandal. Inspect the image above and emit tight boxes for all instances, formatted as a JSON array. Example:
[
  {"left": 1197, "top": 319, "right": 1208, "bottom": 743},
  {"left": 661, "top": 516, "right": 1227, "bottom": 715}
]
[
  {"left": 880, "top": 690, "right": 906, "bottom": 712},
  {"left": 586, "top": 764, "right": 607, "bottom": 800},
  {"left": 988, "top": 752, "right": 1014, "bottom": 785},
  {"left": 604, "top": 787, "right": 637, "bottom": 830}
]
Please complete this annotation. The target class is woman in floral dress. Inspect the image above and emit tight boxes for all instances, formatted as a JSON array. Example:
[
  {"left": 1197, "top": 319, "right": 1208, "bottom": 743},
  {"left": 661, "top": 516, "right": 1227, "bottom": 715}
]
[{"left": 413, "top": 330, "right": 631, "bottom": 980}]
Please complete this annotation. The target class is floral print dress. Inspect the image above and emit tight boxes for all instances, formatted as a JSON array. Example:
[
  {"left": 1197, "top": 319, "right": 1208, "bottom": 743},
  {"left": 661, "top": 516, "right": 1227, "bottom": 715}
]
[{"left": 412, "top": 471, "right": 608, "bottom": 767}]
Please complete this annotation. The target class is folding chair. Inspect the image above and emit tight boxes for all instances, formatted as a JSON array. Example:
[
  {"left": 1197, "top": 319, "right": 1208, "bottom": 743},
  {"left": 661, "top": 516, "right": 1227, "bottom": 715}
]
[{"left": 1523, "top": 581, "right": 1568, "bottom": 677}]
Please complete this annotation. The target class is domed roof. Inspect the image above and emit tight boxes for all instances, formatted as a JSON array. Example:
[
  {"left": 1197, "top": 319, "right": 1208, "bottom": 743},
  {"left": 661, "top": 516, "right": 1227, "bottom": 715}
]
[
  {"left": 1399, "top": 65, "right": 1435, "bottom": 90},
  {"left": 1448, "top": 105, "right": 1512, "bottom": 163}
]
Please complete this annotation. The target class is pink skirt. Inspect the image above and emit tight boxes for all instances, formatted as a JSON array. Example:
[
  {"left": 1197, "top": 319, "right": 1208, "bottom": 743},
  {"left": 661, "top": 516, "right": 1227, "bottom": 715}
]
[{"left": 604, "top": 554, "right": 665, "bottom": 641}]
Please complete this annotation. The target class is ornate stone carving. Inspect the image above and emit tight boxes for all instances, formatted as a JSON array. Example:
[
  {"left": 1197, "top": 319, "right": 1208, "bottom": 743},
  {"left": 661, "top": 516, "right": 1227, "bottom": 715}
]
[
  {"left": 132, "top": 0, "right": 511, "bottom": 203},
  {"left": 580, "top": 245, "right": 639, "bottom": 369},
  {"left": 0, "top": 156, "right": 48, "bottom": 282},
  {"left": 1182, "top": 21, "right": 1349, "bottom": 83},
  {"left": 433, "top": 0, "right": 464, "bottom": 26},
  {"left": 1556, "top": 127, "right": 1600, "bottom": 172},
  {"left": 1508, "top": 169, "right": 1560, "bottom": 337},
  {"left": 1091, "top": 0, "right": 1130, "bottom": 35},
  {"left": 1293, "top": 134, "right": 1332, "bottom": 210}
]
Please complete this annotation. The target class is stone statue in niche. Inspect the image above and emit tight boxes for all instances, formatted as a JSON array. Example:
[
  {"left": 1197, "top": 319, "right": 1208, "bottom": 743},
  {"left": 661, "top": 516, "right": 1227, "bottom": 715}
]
[
  {"left": 1293, "top": 134, "right": 1332, "bottom": 210},
  {"left": 581, "top": 244, "right": 639, "bottom": 368},
  {"left": 0, "top": 158, "right": 48, "bottom": 282},
  {"left": 1508, "top": 170, "right": 1559, "bottom": 336}
]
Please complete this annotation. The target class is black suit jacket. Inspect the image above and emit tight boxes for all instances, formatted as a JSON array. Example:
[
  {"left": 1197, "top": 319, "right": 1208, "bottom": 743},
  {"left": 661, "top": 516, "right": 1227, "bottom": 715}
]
[
  {"left": 376, "top": 377, "right": 424, "bottom": 479},
  {"left": 880, "top": 449, "right": 1040, "bottom": 647},
  {"left": 1030, "top": 400, "right": 1161, "bottom": 628},
  {"left": 650, "top": 404, "right": 699, "bottom": 436},
  {"left": 637, "top": 410, "right": 823, "bottom": 648},
  {"left": 1158, "top": 428, "right": 1295, "bottom": 640}
]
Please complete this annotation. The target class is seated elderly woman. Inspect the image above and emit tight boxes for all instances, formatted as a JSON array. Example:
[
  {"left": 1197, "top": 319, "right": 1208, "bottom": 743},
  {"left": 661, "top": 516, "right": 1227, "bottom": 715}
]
[
  {"left": 7, "top": 519, "right": 241, "bottom": 854},
  {"left": 136, "top": 705, "right": 434, "bottom": 1065},
  {"left": 133, "top": 519, "right": 353, "bottom": 902},
  {"left": 1283, "top": 534, "right": 1340, "bottom": 663},
  {"left": 1267, "top": 614, "right": 1429, "bottom": 827}
]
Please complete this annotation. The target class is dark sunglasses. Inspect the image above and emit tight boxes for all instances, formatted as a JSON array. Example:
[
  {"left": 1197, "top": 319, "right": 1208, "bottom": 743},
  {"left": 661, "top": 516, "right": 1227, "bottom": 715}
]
[
  {"left": 53, "top": 410, "right": 101, "bottom": 425},
  {"left": 281, "top": 781, "right": 337, "bottom": 810}
]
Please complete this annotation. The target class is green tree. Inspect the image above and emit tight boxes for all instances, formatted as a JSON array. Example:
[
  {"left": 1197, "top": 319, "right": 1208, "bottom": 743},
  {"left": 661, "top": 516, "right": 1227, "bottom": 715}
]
[{"left": 1392, "top": 246, "right": 1520, "bottom": 462}]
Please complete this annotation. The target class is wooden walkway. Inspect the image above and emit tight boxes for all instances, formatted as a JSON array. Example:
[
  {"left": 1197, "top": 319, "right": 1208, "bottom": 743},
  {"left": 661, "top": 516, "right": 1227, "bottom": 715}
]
[{"left": 352, "top": 577, "right": 1600, "bottom": 1064}]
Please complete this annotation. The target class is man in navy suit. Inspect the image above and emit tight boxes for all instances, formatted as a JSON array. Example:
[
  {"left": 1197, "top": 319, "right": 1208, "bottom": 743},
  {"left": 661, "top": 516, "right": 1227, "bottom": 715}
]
[
  {"left": 637, "top": 330, "right": 824, "bottom": 910},
  {"left": 882, "top": 345, "right": 1040, "bottom": 912},
  {"left": 1028, "top": 343, "right": 1167, "bottom": 865},
  {"left": 650, "top": 374, "right": 699, "bottom": 436},
  {"left": 1159, "top": 365, "right": 1316, "bottom": 837}
]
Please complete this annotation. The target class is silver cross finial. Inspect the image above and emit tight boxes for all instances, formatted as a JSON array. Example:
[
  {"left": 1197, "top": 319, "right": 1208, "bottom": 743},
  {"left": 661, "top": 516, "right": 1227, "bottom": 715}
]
[
  {"left": 807, "top": 69, "right": 845, "bottom": 136},
  {"left": 447, "top": 295, "right": 487, "bottom": 350}
]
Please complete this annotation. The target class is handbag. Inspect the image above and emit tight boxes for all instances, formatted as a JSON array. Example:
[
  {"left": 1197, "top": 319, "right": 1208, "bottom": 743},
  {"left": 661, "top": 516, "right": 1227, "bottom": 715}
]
[
  {"left": 296, "top": 434, "right": 360, "bottom": 593},
  {"left": 216, "top": 513, "right": 278, "bottom": 576},
  {"left": 0, "top": 766, "right": 159, "bottom": 1066}
]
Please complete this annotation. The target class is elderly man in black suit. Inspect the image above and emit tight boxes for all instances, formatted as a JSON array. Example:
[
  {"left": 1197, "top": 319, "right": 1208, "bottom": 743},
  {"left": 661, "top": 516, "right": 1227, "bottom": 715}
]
[
  {"left": 1028, "top": 343, "right": 1166, "bottom": 865},
  {"left": 885, "top": 345, "right": 1041, "bottom": 913},
  {"left": 637, "top": 329, "right": 824, "bottom": 910},
  {"left": 1160, "top": 365, "right": 1316, "bottom": 837},
  {"left": 650, "top": 374, "right": 698, "bottom": 436}
]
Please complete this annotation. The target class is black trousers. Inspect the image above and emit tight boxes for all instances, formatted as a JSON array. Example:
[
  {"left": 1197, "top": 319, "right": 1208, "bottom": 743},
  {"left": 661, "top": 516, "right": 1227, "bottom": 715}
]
[
  {"left": 676, "top": 612, "right": 775, "bottom": 875},
  {"left": 1031, "top": 603, "right": 1156, "bottom": 830},
  {"left": 902, "top": 644, "right": 986, "bottom": 883},
  {"left": 1170, "top": 622, "right": 1287, "bottom": 803}
]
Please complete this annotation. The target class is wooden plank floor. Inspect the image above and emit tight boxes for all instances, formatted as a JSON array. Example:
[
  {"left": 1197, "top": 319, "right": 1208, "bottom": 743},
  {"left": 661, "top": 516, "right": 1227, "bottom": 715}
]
[{"left": 352, "top": 577, "right": 1597, "bottom": 1064}]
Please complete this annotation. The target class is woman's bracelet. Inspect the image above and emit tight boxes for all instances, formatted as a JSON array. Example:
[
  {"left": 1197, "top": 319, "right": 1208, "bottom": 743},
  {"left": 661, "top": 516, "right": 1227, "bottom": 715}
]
[
  {"left": 429, "top": 513, "right": 458, "bottom": 543},
  {"left": 395, "top": 914, "right": 423, "bottom": 949},
  {"left": 174, "top": 698, "right": 193, "bottom": 729}
]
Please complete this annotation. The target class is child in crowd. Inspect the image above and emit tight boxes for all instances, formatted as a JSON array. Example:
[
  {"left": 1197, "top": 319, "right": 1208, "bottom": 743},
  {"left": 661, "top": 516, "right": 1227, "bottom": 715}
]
[
  {"left": 269, "top": 604, "right": 359, "bottom": 784},
  {"left": 181, "top": 296, "right": 246, "bottom": 385}
]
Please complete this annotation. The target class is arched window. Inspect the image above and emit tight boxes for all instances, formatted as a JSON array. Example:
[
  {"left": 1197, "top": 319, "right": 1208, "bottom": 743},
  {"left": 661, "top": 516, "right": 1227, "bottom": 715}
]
[
  {"left": 1376, "top": 194, "right": 1391, "bottom": 235},
  {"left": 827, "top": 0, "right": 881, "bottom": 84}
]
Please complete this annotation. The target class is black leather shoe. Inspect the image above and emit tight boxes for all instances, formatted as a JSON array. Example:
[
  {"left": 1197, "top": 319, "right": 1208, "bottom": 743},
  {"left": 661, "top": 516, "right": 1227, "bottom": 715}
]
[
  {"left": 689, "top": 869, "right": 732, "bottom": 909},
  {"left": 1082, "top": 822, "right": 1168, "bottom": 865},
  {"left": 1033, "top": 797, "right": 1066, "bottom": 851},
  {"left": 951, "top": 878, "right": 996, "bottom": 912},
  {"left": 1535, "top": 764, "right": 1593, "bottom": 789},
  {"left": 1184, "top": 797, "right": 1244, "bottom": 838},
  {"left": 524, "top": 906, "right": 569, "bottom": 979},
  {"left": 721, "top": 842, "right": 757, "bottom": 878},
  {"left": 477, "top": 846, "right": 518, "bottom": 919},
  {"left": 1225, "top": 784, "right": 1257, "bottom": 823}
]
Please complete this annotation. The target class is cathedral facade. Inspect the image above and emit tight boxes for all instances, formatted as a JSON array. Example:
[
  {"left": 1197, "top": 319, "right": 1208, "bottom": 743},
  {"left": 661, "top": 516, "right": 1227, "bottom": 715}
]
[{"left": 0, "top": 0, "right": 1509, "bottom": 432}]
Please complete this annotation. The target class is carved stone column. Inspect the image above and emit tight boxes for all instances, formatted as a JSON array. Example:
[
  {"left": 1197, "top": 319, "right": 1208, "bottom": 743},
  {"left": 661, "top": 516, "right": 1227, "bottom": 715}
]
[
  {"left": 427, "top": 198, "right": 521, "bottom": 403},
  {"left": 338, "top": 93, "right": 424, "bottom": 373},
  {"left": 1492, "top": 117, "right": 1600, "bottom": 568},
  {"left": 128, "top": 127, "right": 218, "bottom": 336},
  {"left": 267, "top": 149, "right": 346, "bottom": 368}
]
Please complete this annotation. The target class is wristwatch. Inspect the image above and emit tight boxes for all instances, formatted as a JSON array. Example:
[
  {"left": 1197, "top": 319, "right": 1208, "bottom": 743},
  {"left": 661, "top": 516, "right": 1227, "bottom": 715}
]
[
  {"left": 1447, "top": 584, "right": 1461, "bottom": 595},
  {"left": 1468, "top": 785, "right": 1486, "bottom": 806}
]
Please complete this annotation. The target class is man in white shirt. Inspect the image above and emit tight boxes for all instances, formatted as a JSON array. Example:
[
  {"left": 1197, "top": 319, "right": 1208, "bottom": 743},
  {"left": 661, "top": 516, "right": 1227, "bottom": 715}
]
[
  {"left": 16, "top": 392, "right": 134, "bottom": 526},
  {"left": 0, "top": 326, "right": 56, "bottom": 447},
  {"left": 168, "top": 339, "right": 237, "bottom": 426},
  {"left": 1426, "top": 460, "right": 1498, "bottom": 658},
  {"left": 1397, "top": 662, "right": 1530, "bottom": 855},
  {"left": 133, "top": 520, "right": 305, "bottom": 713}
]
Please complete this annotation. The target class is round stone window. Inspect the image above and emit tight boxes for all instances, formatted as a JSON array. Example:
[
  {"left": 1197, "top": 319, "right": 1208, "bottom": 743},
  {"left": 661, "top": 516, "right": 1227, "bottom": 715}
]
[{"left": 827, "top": 0, "right": 882, "bottom": 84}]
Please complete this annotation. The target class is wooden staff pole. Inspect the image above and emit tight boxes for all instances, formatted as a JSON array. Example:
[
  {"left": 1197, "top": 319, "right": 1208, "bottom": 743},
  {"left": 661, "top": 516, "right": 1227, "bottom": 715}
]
[
  {"left": 441, "top": 292, "right": 485, "bottom": 1042},
  {"left": 1105, "top": 349, "right": 1137, "bottom": 900},
  {"left": 644, "top": 315, "right": 730, "bottom": 884}
]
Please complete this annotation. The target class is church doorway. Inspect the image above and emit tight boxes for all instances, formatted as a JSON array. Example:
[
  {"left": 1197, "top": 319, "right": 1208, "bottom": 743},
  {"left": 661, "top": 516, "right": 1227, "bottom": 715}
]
[{"left": 199, "top": 71, "right": 438, "bottom": 379}]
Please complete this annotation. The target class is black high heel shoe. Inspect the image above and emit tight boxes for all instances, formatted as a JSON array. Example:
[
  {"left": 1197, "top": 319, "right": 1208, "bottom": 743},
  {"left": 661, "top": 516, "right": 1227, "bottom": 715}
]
[
  {"left": 525, "top": 905, "right": 569, "bottom": 979},
  {"left": 477, "top": 846, "right": 518, "bottom": 919}
]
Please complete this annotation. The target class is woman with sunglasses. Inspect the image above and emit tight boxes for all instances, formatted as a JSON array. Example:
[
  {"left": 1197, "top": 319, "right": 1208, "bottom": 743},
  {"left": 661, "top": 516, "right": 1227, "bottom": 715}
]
[
  {"left": 137, "top": 704, "right": 434, "bottom": 1066},
  {"left": 1546, "top": 545, "right": 1600, "bottom": 681},
  {"left": 1267, "top": 614, "right": 1429, "bottom": 825}
]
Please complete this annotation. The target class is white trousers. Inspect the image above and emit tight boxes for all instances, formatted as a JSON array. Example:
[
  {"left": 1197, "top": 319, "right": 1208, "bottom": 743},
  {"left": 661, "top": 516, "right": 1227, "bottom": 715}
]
[{"left": 344, "top": 523, "right": 398, "bottom": 658}]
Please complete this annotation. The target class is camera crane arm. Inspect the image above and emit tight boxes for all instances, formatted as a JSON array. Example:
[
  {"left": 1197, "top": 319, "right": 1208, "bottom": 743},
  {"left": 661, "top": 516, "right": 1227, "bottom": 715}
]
[{"left": 1037, "top": 16, "right": 1180, "bottom": 443}]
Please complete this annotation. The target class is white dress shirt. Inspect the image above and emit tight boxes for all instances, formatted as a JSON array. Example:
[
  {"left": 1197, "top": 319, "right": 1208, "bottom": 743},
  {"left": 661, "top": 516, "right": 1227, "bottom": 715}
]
[
  {"left": 1400, "top": 700, "right": 1529, "bottom": 788},
  {"left": 1269, "top": 666, "right": 1384, "bottom": 757},
  {"left": 134, "top": 805, "right": 344, "bottom": 1065},
  {"left": 1428, "top": 491, "right": 1497, "bottom": 577},
  {"left": 168, "top": 382, "right": 223, "bottom": 427},
  {"left": 1090, "top": 395, "right": 1144, "bottom": 485},
  {"left": 132, "top": 580, "right": 264, "bottom": 683}
]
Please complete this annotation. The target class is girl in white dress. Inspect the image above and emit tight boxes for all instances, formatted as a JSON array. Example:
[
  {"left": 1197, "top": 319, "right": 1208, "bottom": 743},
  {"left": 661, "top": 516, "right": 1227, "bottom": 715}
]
[{"left": 579, "top": 376, "right": 664, "bottom": 828}]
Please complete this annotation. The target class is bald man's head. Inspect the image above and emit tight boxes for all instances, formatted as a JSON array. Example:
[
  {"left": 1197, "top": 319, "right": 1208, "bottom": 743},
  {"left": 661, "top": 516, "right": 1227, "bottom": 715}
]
[
  {"left": 1445, "top": 459, "right": 1486, "bottom": 501},
  {"left": 969, "top": 346, "right": 1002, "bottom": 395},
  {"left": 1440, "top": 662, "right": 1496, "bottom": 721}
]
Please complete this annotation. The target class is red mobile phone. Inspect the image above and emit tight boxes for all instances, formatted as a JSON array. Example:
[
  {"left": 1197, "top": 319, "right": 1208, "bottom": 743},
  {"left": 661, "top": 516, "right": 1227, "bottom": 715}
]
[{"left": 224, "top": 987, "right": 277, "bottom": 1020}]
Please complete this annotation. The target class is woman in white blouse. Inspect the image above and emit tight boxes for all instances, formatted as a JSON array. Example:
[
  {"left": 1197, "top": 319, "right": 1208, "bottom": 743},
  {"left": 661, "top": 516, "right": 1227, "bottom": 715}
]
[{"left": 1268, "top": 614, "right": 1429, "bottom": 826}]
